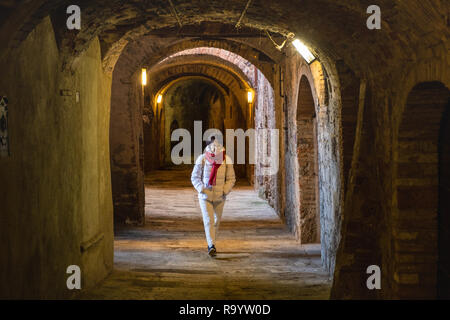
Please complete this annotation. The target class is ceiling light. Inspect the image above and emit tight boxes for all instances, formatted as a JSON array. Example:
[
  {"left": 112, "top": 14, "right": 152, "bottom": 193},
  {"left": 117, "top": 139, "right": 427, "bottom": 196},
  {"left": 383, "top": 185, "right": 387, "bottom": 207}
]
[
  {"left": 247, "top": 90, "right": 254, "bottom": 104},
  {"left": 157, "top": 94, "right": 162, "bottom": 104},
  {"left": 292, "top": 39, "right": 316, "bottom": 64},
  {"left": 141, "top": 68, "right": 147, "bottom": 86}
]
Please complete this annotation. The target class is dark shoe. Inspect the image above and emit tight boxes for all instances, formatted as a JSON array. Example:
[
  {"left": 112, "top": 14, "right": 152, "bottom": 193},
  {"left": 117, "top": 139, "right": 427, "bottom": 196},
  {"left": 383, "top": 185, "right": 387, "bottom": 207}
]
[{"left": 208, "top": 245, "right": 216, "bottom": 257}]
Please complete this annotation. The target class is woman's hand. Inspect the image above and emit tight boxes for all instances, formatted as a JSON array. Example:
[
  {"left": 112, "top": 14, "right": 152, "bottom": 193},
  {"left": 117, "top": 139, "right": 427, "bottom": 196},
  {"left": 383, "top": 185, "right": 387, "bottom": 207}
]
[{"left": 201, "top": 186, "right": 212, "bottom": 197}]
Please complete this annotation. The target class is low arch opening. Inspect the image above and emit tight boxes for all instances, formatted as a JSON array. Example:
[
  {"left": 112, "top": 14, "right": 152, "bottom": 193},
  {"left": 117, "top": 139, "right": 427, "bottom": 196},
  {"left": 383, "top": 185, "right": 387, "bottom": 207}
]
[
  {"left": 395, "top": 81, "right": 450, "bottom": 299},
  {"left": 296, "top": 75, "right": 320, "bottom": 244}
]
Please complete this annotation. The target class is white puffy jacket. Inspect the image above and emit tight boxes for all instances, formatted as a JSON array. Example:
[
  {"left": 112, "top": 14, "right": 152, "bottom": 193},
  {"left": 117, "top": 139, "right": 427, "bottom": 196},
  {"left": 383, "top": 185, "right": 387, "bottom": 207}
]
[{"left": 191, "top": 142, "right": 236, "bottom": 202}]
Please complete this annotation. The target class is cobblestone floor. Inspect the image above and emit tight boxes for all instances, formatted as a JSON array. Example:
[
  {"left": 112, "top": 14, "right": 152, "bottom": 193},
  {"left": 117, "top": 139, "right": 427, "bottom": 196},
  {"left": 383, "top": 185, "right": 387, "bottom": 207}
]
[{"left": 81, "top": 166, "right": 331, "bottom": 299}]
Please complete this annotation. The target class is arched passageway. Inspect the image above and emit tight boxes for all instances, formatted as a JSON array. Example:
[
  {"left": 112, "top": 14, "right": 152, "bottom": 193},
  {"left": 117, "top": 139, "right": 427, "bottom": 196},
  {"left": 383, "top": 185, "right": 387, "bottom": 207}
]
[
  {"left": 1, "top": 1, "right": 448, "bottom": 300},
  {"left": 160, "top": 78, "right": 225, "bottom": 164},
  {"left": 395, "top": 82, "right": 450, "bottom": 299},
  {"left": 101, "top": 41, "right": 333, "bottom": 299},
  {"left": 296, "top": 76, "right": 320, "bottom": 244},
  {"left": 110, "top": 44, "right": 279, "bottom": 224}
]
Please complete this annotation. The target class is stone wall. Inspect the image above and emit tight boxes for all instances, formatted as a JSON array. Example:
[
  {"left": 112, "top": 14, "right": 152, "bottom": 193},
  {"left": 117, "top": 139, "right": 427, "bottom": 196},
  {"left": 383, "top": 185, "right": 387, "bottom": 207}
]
[
  {"left": 332, "top": 43, "right": 450, "bottom": 299},
  {"left": 254, "top": 67, "right": 278, "bottom": 211},
  {"left": 0, "top": 17, "right": 113, "bottom": 298},
  {"left": 110, "top": 69, "right": 145, "bottom": 225},
  {"left": 393, "top": 82, "right": 449, "bottom": 298}
]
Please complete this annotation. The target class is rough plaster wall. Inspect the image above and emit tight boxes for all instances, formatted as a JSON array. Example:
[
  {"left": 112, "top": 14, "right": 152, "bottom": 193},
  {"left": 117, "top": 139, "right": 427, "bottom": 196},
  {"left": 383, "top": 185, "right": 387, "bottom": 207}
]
[
  {"left": 331, "top": 86, "right": 383, "bottom": 299},
  {"left": 283, "top": 58, "right": 302, "bottom": 240},
  {"left": 338, "top": 63, "right": 361, "bottom": 194},
  {"left": 316, "top": 77, "right": 343, "bottom": 274},
  {"left": 0, "top": 17, "right": 113, "bottom": 298}
]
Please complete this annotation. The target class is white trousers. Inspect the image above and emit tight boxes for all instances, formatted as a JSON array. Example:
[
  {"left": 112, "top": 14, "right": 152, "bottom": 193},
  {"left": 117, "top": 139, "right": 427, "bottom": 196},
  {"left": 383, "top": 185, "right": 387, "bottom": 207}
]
[{"left": 199, "top": 199, "right": 225, "bottom": 248}]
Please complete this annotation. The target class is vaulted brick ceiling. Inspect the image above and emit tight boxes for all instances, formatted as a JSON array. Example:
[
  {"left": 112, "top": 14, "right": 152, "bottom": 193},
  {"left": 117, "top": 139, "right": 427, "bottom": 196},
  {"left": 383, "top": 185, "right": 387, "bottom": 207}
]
[
  {"left": 2, "top": 0, "right": 448, "bottom": 77},
  {"left": 147, "top": 55, "right": 251, "bottom": 95}
]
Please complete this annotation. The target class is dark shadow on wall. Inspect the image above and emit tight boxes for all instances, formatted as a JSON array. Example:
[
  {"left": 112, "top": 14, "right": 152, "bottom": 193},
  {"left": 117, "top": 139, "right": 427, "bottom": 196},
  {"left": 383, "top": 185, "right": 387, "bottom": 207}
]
[
  {"left": 438, "top": 98, "right": 450, "bottom": 299},
  {"left": 395, "top": 82, "right": 450, "bottom": 299}
]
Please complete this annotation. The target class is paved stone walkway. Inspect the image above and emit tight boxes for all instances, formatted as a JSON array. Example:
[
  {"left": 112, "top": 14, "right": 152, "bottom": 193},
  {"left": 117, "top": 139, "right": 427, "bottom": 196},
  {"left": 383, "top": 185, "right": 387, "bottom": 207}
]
[{"left": 82, "top": 166, "right": 331, "bottom": 299}]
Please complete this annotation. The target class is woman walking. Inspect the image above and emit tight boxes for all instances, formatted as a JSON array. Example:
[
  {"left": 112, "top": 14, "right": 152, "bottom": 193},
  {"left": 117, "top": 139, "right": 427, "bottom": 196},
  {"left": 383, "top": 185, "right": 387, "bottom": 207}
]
[{"left": 191, "top": 137, "right": 236, "bottom": 256}]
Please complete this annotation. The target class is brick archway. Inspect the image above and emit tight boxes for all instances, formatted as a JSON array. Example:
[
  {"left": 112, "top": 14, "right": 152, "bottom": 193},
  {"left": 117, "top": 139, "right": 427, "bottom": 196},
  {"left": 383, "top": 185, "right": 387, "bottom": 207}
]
[
  {"left": 296, "top": 75, "right": 320, "bottom": 244},
  {"left": 394, "top": 81, "right": 450, "bottom": 299}
]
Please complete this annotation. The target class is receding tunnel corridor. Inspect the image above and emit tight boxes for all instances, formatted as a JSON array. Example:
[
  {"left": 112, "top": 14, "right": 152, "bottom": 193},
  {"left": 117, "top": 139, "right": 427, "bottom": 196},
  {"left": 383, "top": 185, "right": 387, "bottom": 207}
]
[
  {"left": 0, "top": 1, "right": 449, "bottom": 301},
  {"left": 83, "top": 167, "right": 330, "bottom": 299},
  {"left": 161, "top": 79, "right": 225, "bottom": 163}
]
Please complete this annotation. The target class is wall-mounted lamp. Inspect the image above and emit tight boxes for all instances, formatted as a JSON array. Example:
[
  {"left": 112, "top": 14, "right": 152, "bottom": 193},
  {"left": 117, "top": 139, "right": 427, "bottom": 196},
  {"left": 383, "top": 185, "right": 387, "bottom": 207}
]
[
  {"left": 247, "top": 90, "right": 254, "bottom": 104},
  {"left": 156, "top": 94, "right": 163, "bottom": 104},
  {"left": 292, "top": 39, "right": 316, "bottom": 64},
  {"left": 141, "top": 68, "right": 147, "bottom": 86}
]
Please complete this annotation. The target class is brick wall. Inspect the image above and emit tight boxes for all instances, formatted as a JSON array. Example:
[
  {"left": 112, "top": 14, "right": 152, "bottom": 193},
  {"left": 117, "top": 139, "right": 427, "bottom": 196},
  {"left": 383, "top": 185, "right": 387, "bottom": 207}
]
[{"left": 394, "top": 82, "right": 449, "bottom": 298}]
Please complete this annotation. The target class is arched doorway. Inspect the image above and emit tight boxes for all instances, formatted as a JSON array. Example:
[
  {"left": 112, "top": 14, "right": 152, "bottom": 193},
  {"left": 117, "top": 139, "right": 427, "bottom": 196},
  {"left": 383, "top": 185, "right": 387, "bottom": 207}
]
[
  {"left": 296, "top": 75, "right": 320, "bottom": 244},
  {"left": 395, "top": 81, "right": 450, "bottom": 299}
]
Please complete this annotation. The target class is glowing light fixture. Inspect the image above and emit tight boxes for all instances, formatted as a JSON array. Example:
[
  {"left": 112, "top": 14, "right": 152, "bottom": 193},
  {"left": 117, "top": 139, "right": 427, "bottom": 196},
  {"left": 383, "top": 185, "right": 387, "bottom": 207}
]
[
  {"left": 292, "top": 39, "right": 316, "bottom": 64},
  {"left": 157, "top": 94, "right": 163, "bottom": 104},
  {"left": 247, "top": 90, "right": 254, "bottom": 104},
  {"left": 141, "top": 68, "right": 147, "bottom": 86}
]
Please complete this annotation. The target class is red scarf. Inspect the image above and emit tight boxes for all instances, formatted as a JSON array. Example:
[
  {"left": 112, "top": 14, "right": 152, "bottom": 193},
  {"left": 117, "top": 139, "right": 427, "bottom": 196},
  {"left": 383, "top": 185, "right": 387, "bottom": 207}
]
[{"left": 205, "top": 151, "right": 225, "bottom": 186}]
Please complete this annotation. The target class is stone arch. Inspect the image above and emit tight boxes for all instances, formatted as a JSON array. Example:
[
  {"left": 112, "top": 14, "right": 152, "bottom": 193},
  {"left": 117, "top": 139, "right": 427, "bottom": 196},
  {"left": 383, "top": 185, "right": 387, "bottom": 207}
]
[
  {"left": 296, "top": 75, "right": 320, "bottom": 244},
  {"left": 112, "top": 37, "right": 280, "bottom": 86},
  {"left": 394, "top": 81, "right": 450, "bottom": 299},
  {"left": 154, "top": 49, "right": 255, "bottom": 89},
  {"left": 393, "top": 57, "right": 450, "bottom": 135},
  {"left": 104, "top": 35, "right": 283, "bottom": 79},
  {"left": 149, "top": 67, "right": 243, "bottom": 99},
  {"left": 297, "top": 63, "right": 321, "bottom": 114},
  {"left": 148, "top": 69, "right": 248, "bottom": 160},
  {"left": 284, "top": 53, "right": 342, "bottom": 273},
  {"left": 110, "top": 40, "right": 276, "bottom": 225},
  {"left": 155, "top": 74, "right": 230, "bottom": 101}
]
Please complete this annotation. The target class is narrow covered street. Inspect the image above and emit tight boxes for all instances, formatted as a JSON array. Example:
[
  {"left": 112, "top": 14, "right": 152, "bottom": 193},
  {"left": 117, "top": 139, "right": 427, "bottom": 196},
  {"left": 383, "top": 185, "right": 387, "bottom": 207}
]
[
  {"left": 82, "top": 167, "right": 330, "bottom": 299},
  {"left": 2, "top": 1, "right": 449, "bottom": 301}
]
